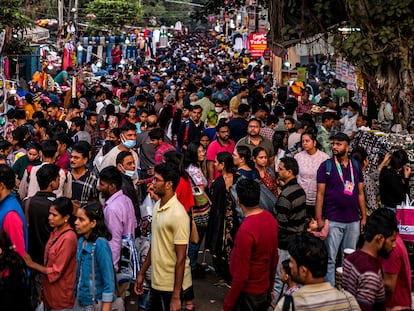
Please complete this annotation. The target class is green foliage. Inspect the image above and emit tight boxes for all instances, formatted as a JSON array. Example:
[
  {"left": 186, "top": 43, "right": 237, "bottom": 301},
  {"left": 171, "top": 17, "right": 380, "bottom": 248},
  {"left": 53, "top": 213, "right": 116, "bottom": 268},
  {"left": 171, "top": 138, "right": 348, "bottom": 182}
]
[
  {"left": 85, "top": 0, "right": 143, "bottom": 31},
  {"left": 0, "top": 1, "right": 33, "bottom": 32}
]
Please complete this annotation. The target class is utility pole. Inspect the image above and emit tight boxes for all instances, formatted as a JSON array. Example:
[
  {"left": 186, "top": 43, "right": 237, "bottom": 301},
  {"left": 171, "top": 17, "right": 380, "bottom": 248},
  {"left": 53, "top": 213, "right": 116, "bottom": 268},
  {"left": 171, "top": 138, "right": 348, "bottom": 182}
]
[
  {"left": 58, "top": 0, "right": 64, "bottom": 26},
  {"left": 74, "top": 0, "right": 78, "bottom": 24}
]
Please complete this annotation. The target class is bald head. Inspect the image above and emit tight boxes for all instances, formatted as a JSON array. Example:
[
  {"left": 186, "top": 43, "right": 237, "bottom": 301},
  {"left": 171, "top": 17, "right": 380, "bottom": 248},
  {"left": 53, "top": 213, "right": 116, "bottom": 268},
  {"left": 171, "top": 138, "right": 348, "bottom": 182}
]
[{"left": 147, "top": 115, "right": 158, "bottom": 128}]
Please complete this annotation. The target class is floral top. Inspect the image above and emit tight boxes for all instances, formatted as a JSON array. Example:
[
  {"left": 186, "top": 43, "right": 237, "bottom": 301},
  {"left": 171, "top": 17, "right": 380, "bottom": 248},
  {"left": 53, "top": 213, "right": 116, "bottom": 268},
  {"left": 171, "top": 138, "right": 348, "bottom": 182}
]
[
  {"left": 364, "top": 170, "right": 380, "bottom": 215},
  {"left": 260, "top": 167, "right": 278, "bottom": 197}
]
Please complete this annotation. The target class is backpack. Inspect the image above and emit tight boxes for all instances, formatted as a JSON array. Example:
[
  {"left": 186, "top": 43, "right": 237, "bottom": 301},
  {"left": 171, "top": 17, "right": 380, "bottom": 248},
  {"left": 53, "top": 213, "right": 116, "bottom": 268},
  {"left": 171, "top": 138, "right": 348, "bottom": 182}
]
[{"left": 117, "top": 233, "right": 140, "bottom": 283}]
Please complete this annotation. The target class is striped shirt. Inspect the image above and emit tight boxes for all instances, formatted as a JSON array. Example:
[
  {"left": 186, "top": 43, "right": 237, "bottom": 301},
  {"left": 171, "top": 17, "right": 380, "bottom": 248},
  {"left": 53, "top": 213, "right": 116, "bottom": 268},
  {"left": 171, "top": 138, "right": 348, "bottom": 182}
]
[
  {"left": 275, "top": 282, "right": 360, "bottom": 311},
  {"left": 274, "top": 178, "right": 307, "bottom": 249},
  {"left": 342, "top": 250, "right": 385, "bottom": 311}
]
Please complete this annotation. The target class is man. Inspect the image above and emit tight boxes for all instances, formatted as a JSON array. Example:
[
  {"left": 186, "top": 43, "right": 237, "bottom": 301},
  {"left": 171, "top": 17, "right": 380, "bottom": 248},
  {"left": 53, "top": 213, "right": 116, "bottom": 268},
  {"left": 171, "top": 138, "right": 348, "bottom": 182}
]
[
  {"left": 19, "top": 140, "right": 72, "bottom": 199},
  {"left": 70, "top": 117, "right": 91, "bottom": 144},
  {"left": 206, "top": 120, "right": 235, "bottom": 183},
  {"left": 27, "top": 164, "right": 60, "bottom": 265},
  {"left": 236, "top": 118, "right": 274, "bottom": 170},
  {"left": 228, "top": 103, "right": 249, "bottom": 144},
  {"left": 272, "top": 157, "right": 307, "bottom": 302},
  {"left": 230, "top": 85, "right": 249, "bottom": 116},
  {"left": 222, "top": 179, "right": 278, "bottom": 311},
  {"left": 315, "top": 132, "right": 367, "bottom": 286},
  {"left": 136, "top": 115, "right": 158, "bottom": 182},
  {"left": 116, "top": 151, "right": 140, "bottom": 210},
  {"left": 134, "top": 163, "right": 193, "bottom": 311},
  {"left": 254, "top": 105, "right": 270, "bottom": 127},
  {"left": 339, "top": 101, "right": 359, "bottom": 140},
  {"left": 332, "top": 79, "right": 348, "bottom": 106},
  {"left": 0, "top": 164, "right": 27, "bottom": 258},
  {"left": 194, "top": 87, "right": 214, "bottom": 122},
  {"left": 317, "top": 112, "right": 335, "bottom": 157},
  {"left": 70, "top": 142, "right": 98, "bottom": 207},
  {"left": 99, "top": 166, "right": 137, "bottom": 282},
  {"left": 54, "top": 132, "right": 72, "bottom": 169},
  {"left": 149, "top": 128, "right": 175, "bottom": 165},
  {"left": 98, "top": 122, "right": 139, "bottom": 182},
  {"left": 177, "top": 105, "right": 204, "bottom": 151},
  {"left": 54, "top": 66, "right": 74, "bottom": 86},
  {"left": 260, "top": 115, "right": 278, "bottom": 141},
  {"left": 46, "top": 102, "right": 66, "bottom": 121},
  {"left": 34, "top": 119, "right": 49, "bottom": 142},
  {"left": 343, "top": 208, "right": 398, "bottom": 311},
  {"left": 86, "top": 112, "right": 99, "bottom": 146},
  {"left": 356, "top": 114, "right": 370, "bottom": 131},
  {"left": 382, "top": 228, "right": 412, "bottom": 310},
  {"left": 275, "top": 233, "right": 359, "bottom": 310}
]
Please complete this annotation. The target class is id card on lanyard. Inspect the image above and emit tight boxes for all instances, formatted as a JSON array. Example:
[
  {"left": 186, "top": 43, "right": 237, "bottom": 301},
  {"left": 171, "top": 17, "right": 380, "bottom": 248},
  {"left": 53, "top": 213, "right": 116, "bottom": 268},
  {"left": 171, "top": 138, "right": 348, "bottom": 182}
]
[{"left": 334, "top": 157, "right": 354, "bottom": 196}]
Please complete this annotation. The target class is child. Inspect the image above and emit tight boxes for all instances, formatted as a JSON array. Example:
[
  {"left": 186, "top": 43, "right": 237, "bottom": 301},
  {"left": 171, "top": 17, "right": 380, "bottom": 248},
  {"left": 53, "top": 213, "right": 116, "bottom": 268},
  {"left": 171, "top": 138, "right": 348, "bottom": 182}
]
[
  {"left": 272, "top": 259, "right": 300, "bottom": 308},
  {"left": 305, "top": 217, "right": 330, "bottom": 240}
]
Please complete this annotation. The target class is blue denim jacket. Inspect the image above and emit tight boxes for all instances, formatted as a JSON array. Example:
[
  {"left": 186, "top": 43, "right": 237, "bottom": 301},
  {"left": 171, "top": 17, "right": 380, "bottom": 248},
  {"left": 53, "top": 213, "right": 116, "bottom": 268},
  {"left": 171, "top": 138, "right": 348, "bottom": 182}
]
[{"left": 75, "top": 237, "right": 115, "bottom": 306}]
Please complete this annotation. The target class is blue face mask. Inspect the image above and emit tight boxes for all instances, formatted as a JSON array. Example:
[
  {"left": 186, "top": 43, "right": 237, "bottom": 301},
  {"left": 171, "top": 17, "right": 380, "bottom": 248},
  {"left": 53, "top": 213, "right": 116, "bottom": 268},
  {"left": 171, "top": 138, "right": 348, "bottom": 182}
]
[
  {"left": 348, "top": 111, "right": 354, "bottom": 117},
  {"left": 124, "top": 170, "right": 135, "bottom": 178},
  {"left": 341, "top": 110, "right": 348, "bottom": 116},
  {"left": 123, "top": 139, "right": 136, "bottom": 149}
]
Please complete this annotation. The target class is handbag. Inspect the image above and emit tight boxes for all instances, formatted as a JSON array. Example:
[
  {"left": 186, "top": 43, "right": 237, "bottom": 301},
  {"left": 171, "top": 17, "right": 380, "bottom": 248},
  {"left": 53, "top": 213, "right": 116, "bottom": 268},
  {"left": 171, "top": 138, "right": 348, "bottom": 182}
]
[
  {"left": 190, "top": 216, "right": 200, "bottom": 244},
  {"left": 396, "top": 195, "right": 414, "bottom": 242},
  {"left": 91, "top": 242, "right": 125, "bottom": 311},
  {"left": 189, "top": 176, "right": 211, "bottom": 227}
]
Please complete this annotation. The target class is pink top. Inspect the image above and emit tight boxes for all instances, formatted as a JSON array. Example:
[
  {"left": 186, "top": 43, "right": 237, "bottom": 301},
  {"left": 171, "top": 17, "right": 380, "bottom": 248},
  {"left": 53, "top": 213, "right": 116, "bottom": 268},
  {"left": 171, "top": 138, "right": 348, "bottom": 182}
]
[
  {"left": 2, "top": 212, "right": 25, "bottom": 257},
  {"left": 206, "top": 139, "right": 235, "bottom": 179}
]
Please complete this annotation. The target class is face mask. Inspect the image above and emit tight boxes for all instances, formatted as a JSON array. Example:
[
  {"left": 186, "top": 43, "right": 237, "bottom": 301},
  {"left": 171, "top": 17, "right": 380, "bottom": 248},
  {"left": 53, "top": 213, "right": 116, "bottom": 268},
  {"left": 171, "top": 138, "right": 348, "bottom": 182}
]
[
  {"left": 341, "top": 110, "right": 348, "bottom": 116},
  {"left": 124, "top": 170, "right": 135, "bottom": 178},
  {"left": 215, "top": 107, "right": 223, "bottom": 113},
  {"left": 348, "top": 111, "right": 354, "bottom": 117},
  {"left": 123, "top": 139, "right": 136, "bottom": 149}
]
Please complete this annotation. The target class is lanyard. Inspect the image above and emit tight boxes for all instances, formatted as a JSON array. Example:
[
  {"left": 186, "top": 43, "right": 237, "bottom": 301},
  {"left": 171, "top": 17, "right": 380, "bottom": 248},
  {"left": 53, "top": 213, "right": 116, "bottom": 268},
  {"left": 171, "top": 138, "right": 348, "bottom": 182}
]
[{"left": 334, "top": 156, "right": 354, "bottom": 185}]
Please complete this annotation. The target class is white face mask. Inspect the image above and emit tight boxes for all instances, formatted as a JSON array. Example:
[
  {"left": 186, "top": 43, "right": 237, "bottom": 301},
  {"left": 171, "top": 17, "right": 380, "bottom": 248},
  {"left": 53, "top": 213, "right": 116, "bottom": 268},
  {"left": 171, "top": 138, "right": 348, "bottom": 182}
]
[
  {"left": 124, "top": 169, "right": 135, "bottom": 177},
  {"left": 215, "top": 107, "right": 223, "bottom": 113}
]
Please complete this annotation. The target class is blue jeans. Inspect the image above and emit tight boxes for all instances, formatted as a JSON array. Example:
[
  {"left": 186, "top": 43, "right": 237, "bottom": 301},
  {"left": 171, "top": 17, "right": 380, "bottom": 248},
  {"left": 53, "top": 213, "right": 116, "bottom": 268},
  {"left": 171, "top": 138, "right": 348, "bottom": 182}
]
[
  {"left": 271, "top": 248, "right": 290, "bottom": 306},
  {"left": 325, "top": 220, "right": 360, "bottom": 286},
  {"left": 188, "top": 225, "right": 206, "bottom": 271}
]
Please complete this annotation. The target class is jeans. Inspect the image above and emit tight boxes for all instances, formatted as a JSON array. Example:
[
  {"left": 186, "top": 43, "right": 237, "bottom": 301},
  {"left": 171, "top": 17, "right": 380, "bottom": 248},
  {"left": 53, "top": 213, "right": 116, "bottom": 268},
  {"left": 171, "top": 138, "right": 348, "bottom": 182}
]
[
  {"left": 271, "top": 248, "right": 290, "bottom": 306},
  {"left": 325, "top": 220, "right": 360, "bottom": 286},
  {"left": 147, "top": 287, "right": 194, "bottom": 311},
  {"left": 188, "top": 225, "right": 206, "bottom": 271}
]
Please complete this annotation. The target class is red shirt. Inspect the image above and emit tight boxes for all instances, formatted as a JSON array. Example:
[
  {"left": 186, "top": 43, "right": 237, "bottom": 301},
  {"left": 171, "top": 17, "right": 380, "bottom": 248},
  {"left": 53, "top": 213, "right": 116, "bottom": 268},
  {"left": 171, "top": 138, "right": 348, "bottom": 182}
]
[
  {"left": 382, "top": 234, "right": 412, "bottom": 310},
  {"left": 154, "top": 142, "right": 175, "bottom": 165},
  {"left": 176, "top": 177, "right": 194, "bottom": 212},
  {"left": 55, "top": 151, "right": 70, "bottom": 170},
  {"left": 223, "top": 210, "right": 279, "bottom": 311}
]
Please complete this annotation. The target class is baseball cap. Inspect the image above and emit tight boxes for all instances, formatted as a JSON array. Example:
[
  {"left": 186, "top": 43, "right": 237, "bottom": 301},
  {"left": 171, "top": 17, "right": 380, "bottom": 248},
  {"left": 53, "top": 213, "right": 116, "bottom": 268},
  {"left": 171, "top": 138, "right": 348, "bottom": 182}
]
[{"left": 331, "top": 132, "right": 350, "bottom": 144}]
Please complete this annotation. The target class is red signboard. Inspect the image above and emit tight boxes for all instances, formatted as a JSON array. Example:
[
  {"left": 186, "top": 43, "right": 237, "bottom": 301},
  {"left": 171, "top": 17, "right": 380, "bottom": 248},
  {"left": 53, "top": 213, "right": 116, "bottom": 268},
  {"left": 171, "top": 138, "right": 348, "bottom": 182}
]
[{"left": 248, "top": 33, "right": 267, "bottom": 57}]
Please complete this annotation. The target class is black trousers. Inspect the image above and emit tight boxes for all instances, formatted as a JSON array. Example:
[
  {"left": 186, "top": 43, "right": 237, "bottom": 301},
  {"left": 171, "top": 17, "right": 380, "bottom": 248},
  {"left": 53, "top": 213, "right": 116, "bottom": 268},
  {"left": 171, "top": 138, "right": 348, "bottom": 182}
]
[
  {"left": 147, "top": 286, "right": 194, "bottom": 311},
  {"left": 233, "top": 291, "right": 270, "bottom": 311}
]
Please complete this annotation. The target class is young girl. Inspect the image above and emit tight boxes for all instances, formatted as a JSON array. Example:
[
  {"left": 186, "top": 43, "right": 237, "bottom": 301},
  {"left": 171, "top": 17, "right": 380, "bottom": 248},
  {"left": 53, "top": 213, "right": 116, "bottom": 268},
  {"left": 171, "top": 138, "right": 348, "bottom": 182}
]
[
  {"left": 305, "top": 217, "right": 330, "bottom": 240},
  {"left": 74, "top": 202, "right": 116, "bottom": 310},
  {"left": 272, "top": 259, "right": 300, "bottom": 308},
  {"left": 24, "top": 197, "right": 77, "bottom": 311}
]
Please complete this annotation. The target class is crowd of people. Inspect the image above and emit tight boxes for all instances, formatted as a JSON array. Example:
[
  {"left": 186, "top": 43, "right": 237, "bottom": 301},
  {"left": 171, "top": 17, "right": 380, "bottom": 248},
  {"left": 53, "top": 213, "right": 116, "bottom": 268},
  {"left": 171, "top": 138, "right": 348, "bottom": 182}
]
[{"left": 0, "top": 30, "right": 412, "bottom": 311}]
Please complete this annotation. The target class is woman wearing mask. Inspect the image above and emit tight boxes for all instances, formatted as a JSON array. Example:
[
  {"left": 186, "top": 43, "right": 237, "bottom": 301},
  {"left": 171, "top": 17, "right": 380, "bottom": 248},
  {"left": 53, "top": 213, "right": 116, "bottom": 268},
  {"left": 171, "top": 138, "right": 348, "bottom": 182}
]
[
  {"left": 24, "top": 198, "right": 77, "bottom": 311},
  {"left": 294, "top": 129, "right": 330, "bottom": 216},
  {"left": 74, "top": 202, "right": 116, "bottom": 310}
]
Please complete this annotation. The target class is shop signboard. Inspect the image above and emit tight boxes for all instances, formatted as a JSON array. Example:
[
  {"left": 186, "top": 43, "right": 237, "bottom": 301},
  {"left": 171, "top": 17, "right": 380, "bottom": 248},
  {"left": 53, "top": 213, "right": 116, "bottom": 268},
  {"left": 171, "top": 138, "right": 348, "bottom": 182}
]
[{"left": 248, "top": 32, "right": 267, "bottom": 57}]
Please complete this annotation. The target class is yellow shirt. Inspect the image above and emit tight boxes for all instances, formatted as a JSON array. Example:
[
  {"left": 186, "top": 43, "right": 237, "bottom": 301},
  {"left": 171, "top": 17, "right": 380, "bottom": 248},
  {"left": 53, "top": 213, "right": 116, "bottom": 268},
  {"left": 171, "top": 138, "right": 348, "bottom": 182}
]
[{"left": 151, "top": 194, "right": 192, "bottom": 292}]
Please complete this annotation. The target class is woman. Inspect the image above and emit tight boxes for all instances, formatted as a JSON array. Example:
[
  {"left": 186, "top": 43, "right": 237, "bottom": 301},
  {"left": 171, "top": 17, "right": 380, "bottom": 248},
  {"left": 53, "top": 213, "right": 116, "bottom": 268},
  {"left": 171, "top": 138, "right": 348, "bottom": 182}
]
[
  {"left": 352, "top": 147, "right": 391, "bottom": 216},
  {"left": 13, "top": 142, "right": 42, "bottom": 181},
  {"left": 24, "top": 197, "right": 77, "bottom": 311},
  {"left": 206, "top": 152, "right": 240, "bottom": 284},
  {"left": 232, "top": 145, "right": 259, "bottom": 179},
  {"left": 119, "top": 106, "right": 139, "bottom": 127},
  {"left": 380, "top": 149, "right": 411, "bottom": 210},
  {"left": 253, "top": 147, "right": 278, "bottom": 197},
  {"left": 0, "top": 230, "right": 30, "bottom": 311},
  {"left": 153, "top": 91, "right": 164, "bottom": 116},
  {"left": 74, "top": 202, "right": 115, "bottom": 310},
  {"left": 184, "top": 142, "right": 209, "bottom": 276},
  {"left": 7, "top": 126, "right": 29, "bottom": 166},
  {"left": 294, "top": 130, "right": 330, "bottom": 216},
  {"left": 175, "top": 87, "right": 186, "bottom": 109},
  {"left": 273, "top": 131, "right": 287, "bottom": 173}
]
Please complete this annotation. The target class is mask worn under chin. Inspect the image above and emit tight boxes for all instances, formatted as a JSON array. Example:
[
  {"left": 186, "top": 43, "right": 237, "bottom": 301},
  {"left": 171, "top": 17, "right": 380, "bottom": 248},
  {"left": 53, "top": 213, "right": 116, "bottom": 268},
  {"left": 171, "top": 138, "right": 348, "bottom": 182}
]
[
  {"left": 123, "top": 139, "right": 136, "bottom": 149},
  {"left": 124, "top": 170, "right": 135, "bottom": 178}
]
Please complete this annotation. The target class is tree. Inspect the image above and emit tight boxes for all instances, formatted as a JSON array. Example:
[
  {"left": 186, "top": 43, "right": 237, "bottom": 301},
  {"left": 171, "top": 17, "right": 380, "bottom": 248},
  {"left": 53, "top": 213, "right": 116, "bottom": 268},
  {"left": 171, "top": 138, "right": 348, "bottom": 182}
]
[
  {"left": 85, "top": 0, "right": 143, "bottom": 32},
  {"left": 0, "top": 0, "right": 33, "bottom": 55},
  {"left": 269, "top": 0, "right": 414, "bottom": 126}
]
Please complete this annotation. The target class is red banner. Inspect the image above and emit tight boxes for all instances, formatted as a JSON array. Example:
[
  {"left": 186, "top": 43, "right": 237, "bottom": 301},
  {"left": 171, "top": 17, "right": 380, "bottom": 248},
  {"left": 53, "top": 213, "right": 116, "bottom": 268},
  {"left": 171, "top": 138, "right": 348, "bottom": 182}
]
[{"left": 248, "top": 33, "right": 267, "bottom": 57}]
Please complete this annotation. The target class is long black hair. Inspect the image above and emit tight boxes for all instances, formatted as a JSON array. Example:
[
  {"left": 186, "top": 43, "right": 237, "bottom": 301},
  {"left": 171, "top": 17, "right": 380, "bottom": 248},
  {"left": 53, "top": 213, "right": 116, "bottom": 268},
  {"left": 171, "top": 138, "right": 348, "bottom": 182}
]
[
  {"left": 81, "top": 203, "right": 112, "bottom": 242},
  {"left": 184, "top": 142, "right": 202, "bottom": 168}
]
